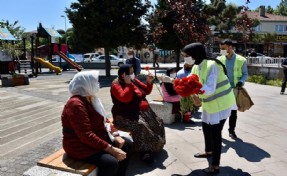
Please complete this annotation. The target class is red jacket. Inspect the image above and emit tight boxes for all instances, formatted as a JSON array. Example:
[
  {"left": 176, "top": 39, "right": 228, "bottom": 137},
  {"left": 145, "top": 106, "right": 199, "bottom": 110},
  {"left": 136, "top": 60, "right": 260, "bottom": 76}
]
[
  {"left": 61, "top": 95, "right": 109, "bottom": 160},
  {"left": 111, "top": 79, "right": 153, "bottom": 120}
]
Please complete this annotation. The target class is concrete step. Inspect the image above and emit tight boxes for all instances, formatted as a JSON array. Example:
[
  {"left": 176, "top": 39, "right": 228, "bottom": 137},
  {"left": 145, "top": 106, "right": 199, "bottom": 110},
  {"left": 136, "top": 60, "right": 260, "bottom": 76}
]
[
  {"left": 0, "top": 103, "right": 63, "bottom": 129},
  {"left": 0, "top": 112, "right": 62, "bottom": 144},
  {"left": 0, "top": 102, "right": 63, "bottom": 127},
  {"left": 0, "top": 122, "right": 62, "bottom": 158}
]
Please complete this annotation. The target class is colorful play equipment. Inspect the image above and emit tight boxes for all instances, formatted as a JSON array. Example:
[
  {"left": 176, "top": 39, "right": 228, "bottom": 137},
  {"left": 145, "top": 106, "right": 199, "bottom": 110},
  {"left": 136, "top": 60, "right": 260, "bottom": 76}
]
[
  {"left": 35, "top": 57, "right": 61, "bottom": 74},
  {"left": 57, "top": 51, "right": 83, "bottom": 71}
]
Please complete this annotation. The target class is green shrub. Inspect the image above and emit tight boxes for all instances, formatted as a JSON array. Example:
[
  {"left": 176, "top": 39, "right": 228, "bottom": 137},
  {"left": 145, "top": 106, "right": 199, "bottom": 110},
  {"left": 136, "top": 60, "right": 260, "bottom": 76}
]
[
  {"left": 247, "top": 75, "right": 281, "bottom": 87},
  {"left": 247, "top": 75, "right": 266, "bottom": 84},
  {"left": 266, "top": 79, "right": 282, "bottom": 87}
]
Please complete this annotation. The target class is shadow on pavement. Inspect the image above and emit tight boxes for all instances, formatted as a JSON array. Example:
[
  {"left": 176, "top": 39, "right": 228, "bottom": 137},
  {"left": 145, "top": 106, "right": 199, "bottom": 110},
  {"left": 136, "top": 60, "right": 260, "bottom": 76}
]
[
  {"left": 222, "top": 138, "right": 270, "bottom": 162},
  {"left": 127, "top": 149, "right": 168, "bottom": 175},
  {"left": 171, "top": 166, "right": 251, "bottom": 176}
]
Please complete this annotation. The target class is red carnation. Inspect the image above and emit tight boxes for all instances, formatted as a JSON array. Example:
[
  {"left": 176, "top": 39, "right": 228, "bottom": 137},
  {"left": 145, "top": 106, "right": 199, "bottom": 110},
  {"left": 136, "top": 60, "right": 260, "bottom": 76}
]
[
  {"left": 174, "top": 74, "right": 204, "bottom": 97},
  {"left": 144, "top": 66, "right": 150, "bottom": 71}
]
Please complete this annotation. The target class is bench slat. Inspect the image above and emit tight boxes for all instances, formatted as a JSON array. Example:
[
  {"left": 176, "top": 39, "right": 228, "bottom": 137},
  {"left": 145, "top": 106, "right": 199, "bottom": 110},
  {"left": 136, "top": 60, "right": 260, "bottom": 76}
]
[{"left": 37, "top": 148, "right": 97, "bottom": 176}]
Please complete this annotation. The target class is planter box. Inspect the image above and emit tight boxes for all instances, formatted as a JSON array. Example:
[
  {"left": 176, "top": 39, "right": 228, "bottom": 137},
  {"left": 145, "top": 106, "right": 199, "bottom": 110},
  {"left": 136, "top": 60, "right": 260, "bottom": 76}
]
[{"left": 1, "top": 74, "right": 29, "bottom": 87}]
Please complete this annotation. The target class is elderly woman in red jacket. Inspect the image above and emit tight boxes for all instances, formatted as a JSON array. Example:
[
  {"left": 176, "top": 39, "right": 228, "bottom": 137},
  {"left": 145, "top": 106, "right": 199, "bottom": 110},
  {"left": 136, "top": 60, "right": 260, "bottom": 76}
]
[
  {"left": 61, "top": 70, "right": 133, "bottom": 176},
  {"left": 110, "top": 64, "right": 165, "bottom": 164}
]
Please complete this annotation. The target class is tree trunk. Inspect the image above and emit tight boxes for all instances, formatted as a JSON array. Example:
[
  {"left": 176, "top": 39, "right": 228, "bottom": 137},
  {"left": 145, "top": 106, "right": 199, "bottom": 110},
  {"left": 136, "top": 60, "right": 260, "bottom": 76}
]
[
  {"left": 104, "top": 47, "right": 111, "bottom": 77},
  {"left": 175, "top": 49, "right": 180, "bottom": 69}
]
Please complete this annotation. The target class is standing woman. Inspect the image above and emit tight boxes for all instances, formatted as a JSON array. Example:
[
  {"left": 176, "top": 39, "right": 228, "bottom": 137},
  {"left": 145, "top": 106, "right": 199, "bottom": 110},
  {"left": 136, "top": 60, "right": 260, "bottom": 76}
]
[
  {"left": 110, "top": 64, "right": 165, "bottom": 164},
  {"left": 62, "top": 71, "right": 133, "bottom": 176},
  {"left": 182, "top": 43, "right": 236, "bottom": 174}
]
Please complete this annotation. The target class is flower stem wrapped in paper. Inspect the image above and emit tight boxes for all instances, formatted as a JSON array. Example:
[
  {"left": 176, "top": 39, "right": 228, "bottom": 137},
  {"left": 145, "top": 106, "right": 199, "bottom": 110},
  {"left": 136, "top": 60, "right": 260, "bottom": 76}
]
[{"left": 174, "top": 74, "right": 205, "bottom": 107}]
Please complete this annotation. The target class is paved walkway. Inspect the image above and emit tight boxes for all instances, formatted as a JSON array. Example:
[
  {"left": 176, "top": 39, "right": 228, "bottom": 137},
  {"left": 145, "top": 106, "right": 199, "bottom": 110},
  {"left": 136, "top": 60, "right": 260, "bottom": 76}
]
[{"left": 0, "top": 67, "right": 287, "bottom": 176}]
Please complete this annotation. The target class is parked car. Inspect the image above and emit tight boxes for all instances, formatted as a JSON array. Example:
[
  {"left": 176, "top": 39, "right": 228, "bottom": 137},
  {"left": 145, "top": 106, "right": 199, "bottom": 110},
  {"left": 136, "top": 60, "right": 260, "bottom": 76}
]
[
  {"left": 83, "top": 53, "right": 100, "bottom": 63},
  {"left": 85, "top": 54, "right": 126, "bottom": 66}
]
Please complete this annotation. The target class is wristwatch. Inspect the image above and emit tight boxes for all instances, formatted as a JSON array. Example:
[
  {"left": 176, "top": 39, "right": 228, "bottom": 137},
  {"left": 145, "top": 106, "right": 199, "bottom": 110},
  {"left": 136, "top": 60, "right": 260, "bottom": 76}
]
[{"left": 112, "top": 132, "right": 120, "bottom": 137}]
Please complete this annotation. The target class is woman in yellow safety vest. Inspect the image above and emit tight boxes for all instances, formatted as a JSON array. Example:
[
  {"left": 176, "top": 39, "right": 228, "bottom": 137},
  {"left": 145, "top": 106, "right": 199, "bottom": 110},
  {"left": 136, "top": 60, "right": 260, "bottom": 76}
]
[{"left": 181, "top": 42, "right": 236, "bottom": 174}]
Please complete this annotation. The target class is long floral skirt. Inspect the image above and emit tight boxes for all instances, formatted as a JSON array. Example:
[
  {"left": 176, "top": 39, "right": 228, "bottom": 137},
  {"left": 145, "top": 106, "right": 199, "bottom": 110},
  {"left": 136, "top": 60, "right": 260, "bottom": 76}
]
[{"left": 113, "top": 107, "right": 166, "bottom": 152}]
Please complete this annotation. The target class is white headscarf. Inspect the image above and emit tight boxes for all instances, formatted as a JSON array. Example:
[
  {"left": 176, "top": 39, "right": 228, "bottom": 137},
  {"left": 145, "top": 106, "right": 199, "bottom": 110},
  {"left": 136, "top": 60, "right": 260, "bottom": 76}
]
[{"left": 68, "top": 71, "right": 106, "bottom": 118}]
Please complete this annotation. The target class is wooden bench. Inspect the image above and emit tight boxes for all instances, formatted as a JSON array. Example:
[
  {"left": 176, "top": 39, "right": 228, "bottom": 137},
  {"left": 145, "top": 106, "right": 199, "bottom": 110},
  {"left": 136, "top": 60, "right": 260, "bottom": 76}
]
[
  {"left": 37, "top": 148, "right": 97, "bottom": 176},
  {"left": 149, "top": 97, "right": 175, "bottom": 124}
]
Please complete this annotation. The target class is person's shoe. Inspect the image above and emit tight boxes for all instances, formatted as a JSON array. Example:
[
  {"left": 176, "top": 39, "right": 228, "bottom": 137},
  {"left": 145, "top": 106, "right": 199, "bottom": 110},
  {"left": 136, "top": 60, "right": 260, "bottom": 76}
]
[
  {"left": 202, "top": 166, "right": 220, "bottom": 174},
  {"left": 183, "top": 119, "right": 195, "bottom": 124},
  {"left": 229, "top": 131, "right": 237, "bottom": 139},
  {"left": 194, "top": 152, "right": 212, "bottom": 158},
  {"left": 280, "top": 92, "right": 284, "bottom": 95}
]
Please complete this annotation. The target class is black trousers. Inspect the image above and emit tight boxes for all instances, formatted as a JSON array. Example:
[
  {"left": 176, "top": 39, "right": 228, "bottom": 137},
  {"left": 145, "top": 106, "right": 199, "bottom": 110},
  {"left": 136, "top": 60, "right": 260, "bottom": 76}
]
[
  {"left": 281, "top": 77, "right": 287, "bottom": 93},
  {"left": 84, "top": 137, "right": 133, "bottom": 176},
  {"left": 202, "top": 119, "right": 226, "bottom": 166},
  {"left": 228, "top": 110, "right": 237, "bottom": 133}
]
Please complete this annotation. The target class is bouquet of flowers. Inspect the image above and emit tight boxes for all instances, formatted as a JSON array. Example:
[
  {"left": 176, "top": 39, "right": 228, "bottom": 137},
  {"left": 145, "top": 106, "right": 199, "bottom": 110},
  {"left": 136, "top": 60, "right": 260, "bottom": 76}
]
[{"left": 174, "top": 74, "right": 205, "bottom": 97}]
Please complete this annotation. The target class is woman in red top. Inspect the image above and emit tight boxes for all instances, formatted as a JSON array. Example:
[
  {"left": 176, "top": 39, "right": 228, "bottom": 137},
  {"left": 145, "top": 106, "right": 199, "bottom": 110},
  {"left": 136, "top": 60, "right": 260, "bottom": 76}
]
[
  {"left": 61, "top": 70, "right": 133, "bottom": 176},
  {"left": 110, "top": 64, "right": 165, "bottom": 164}
]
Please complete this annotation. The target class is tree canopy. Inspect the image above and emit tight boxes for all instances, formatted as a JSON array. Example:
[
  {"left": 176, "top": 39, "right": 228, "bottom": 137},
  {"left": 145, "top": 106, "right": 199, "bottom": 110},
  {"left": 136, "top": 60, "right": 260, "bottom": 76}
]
[{"left": 66, "top": 0, "right": 151, "bottom": 76}]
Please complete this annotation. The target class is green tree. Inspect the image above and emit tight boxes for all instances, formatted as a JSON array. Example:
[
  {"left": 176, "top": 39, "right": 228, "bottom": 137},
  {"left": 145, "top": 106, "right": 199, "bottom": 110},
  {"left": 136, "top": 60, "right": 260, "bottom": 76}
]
[
  {"left": 275, "top": 0, "right": 287, "bottom": 16},
  {"left": 66, "top": 0, "right": 151, "bottom": 76},
  {"left": 148, "top": 0, "right": 210, "bottom": 68},
  {"left": 202, "top": 0, "right": 238, "bottom": 35}
]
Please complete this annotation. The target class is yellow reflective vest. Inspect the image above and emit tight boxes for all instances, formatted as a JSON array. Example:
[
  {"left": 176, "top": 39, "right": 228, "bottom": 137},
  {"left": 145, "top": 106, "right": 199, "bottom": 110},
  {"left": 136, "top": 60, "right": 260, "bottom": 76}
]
[
  {"left": 219, "top": 54, "right": 246, "bottom": 86},
  {"left": 191, "top": 60, "right": 236, "bottom": 114}
]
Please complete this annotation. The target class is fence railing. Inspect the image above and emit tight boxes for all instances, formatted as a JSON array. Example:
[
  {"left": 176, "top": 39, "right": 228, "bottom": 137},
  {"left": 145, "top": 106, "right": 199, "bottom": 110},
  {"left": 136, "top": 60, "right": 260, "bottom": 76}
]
[{"left": 246, "top": 57, "right": 285, "bottom": 67}]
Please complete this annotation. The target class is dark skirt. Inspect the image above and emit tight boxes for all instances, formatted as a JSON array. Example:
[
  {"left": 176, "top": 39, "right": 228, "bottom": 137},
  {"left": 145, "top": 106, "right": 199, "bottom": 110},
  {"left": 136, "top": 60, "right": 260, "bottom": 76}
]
[{"left": 113, "top": 107, "right": 166, "bottom": 152}]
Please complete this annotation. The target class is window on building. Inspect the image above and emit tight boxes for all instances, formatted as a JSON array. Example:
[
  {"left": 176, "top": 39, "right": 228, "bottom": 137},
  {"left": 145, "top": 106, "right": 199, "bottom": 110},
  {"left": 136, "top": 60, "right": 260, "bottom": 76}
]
[
  {"left": 253, "top": 25, "right": 261, "bottom": 32},
  {"left": 275, "top": 24, "right": 287, "bottom": 32}
]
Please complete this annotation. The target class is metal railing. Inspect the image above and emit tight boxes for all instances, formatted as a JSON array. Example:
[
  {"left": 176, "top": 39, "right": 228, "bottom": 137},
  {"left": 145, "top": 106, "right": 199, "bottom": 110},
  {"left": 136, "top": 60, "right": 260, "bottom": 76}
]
[{"left": 246, "top": 56, "right": 285, "bottom": 67}]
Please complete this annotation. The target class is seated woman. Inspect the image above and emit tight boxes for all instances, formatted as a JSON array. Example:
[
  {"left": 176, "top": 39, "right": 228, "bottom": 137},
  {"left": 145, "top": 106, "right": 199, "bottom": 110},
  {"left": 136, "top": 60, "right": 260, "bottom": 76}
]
[
  {"left": 61, "top": 71, "right": 133, "bottom": 176},
  {"left": 158, "top": 67, "right": 181, "bottom": 121},
  {"left": 110, "top": 64, "right": 166, "bottom": 164}
]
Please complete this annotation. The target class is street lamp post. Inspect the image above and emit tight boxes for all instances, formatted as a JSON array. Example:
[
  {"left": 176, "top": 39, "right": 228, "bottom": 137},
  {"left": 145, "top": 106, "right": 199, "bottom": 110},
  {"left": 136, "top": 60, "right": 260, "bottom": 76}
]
[{"left": 61, "top": 15, "right": 67, "bottom": 45}]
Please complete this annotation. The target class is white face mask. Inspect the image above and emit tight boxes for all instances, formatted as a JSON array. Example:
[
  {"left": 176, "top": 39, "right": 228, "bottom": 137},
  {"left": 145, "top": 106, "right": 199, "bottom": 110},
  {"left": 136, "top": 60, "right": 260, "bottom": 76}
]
[
  {"left": 170, "top": 73, "right": 177, "bottom": 79},
  {"left": 220, "top": 49, "right": 228, "bottom": 56},
  {"left": 184, "top": 56, "right": 195, "bottom": 65},
  {"left": 128, "top": 55, "right": 133, "bottom": 59},
  {"left": 129, "top": 73, "right": 135, "bottom": 80}
]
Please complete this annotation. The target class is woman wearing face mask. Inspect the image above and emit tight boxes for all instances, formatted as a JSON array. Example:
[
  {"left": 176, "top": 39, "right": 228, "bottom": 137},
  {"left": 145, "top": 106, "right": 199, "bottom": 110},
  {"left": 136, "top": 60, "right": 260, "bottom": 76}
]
[
  {"left": 176, "top": 57, "right": 197, "bottom": 124},
  {"left": 158, "top": 67, "right": 181, "bottom": 121},
  {"left": 182, "top": 43, "right": 236, "bottom": 174},
  {"left": 62, "top": 71, "right": 133, "bottom": 176},
  {"left": 110, "top": 64, "right": 166, "bottom": 165}
]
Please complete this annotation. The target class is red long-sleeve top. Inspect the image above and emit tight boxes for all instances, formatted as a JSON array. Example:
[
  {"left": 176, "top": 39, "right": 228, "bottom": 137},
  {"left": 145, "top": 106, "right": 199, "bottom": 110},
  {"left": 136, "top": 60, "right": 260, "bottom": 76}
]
[
  {"left": 111, "top": 79, "right": 153, "bottom": 121},
  {"left": 61, "top": 95, "right": 110, "bottom": 160}
]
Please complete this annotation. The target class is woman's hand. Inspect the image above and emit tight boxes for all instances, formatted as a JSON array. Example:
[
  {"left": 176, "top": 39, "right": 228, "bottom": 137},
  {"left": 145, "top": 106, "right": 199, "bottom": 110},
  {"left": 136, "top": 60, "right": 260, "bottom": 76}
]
[
  {"left": 114, "top": 136, "right": 125, "bottom": 149},
  {"left": 106, "top": 145, "right": 126, "bottom": 161},
  {"left": 192, "top": 94, "right": 202, "bottom": 107},
  {"left": 124, "top": 74, "right": 131, "bottom": 84},
  {"left": 146, "top": 73, "right": 154, "bottom": 84}
]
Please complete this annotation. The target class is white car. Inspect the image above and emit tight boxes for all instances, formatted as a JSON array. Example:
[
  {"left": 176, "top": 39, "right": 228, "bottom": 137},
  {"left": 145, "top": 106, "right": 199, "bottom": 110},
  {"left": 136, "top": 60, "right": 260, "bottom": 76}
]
[
  {"left": 83, "top": 53, "right": 100, "bottom": 63},
  {"left": 87, "top": 55, "right": 126, "bottom": 66}
]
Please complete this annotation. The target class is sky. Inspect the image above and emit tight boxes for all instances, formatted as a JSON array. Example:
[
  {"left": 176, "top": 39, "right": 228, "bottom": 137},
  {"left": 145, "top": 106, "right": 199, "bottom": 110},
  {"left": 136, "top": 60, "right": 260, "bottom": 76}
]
[{"left": 0, "top": 0, "right": 284, "bottom": 32}]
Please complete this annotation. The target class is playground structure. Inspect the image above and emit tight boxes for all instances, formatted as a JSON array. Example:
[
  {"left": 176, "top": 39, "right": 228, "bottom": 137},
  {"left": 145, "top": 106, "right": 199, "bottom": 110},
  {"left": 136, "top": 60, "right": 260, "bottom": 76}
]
[
  {"left": 1, "top": 23, "right": 83, "bottom": 77},
  {"left": 30, "top": 23, "right": 83, "bottom": 76}
]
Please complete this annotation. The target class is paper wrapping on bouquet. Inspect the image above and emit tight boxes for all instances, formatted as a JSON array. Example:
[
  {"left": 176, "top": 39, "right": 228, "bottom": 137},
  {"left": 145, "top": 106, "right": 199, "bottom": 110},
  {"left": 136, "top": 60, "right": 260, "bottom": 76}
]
[{"left": 233, "top": 87, "right": 254, "bottom": 112}]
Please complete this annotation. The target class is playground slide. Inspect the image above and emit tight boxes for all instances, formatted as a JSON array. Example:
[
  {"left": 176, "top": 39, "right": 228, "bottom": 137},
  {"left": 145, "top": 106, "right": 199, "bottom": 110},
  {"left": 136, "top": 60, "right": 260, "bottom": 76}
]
[
  {"left": 57, "top": 51, "right": 83, "bottom": 72},
  {"left": 35, "top": 58, "right": 62, "bottom": 74}
]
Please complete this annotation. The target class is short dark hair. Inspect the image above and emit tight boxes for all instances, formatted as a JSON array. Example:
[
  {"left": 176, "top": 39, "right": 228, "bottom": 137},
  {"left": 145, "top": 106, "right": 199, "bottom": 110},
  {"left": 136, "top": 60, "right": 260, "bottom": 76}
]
[{"left": 220, "top": 39, "right": 233, "bottom": 46}]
